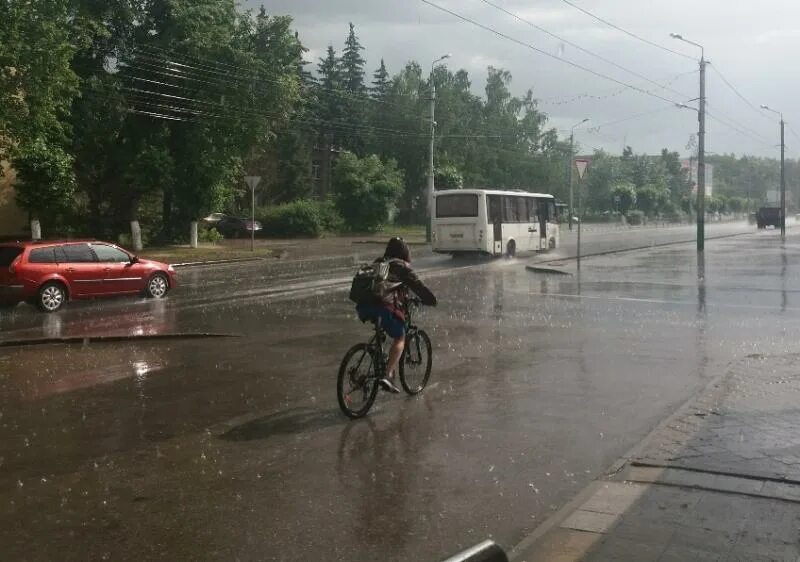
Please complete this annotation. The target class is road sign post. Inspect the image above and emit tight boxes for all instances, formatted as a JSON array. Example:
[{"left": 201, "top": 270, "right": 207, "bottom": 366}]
[
  {"left": 244, "top": 176, "right": 262, "bottom": 252},
  {"left": 574, "top": 159, "right": 590, "bottom": 271}
]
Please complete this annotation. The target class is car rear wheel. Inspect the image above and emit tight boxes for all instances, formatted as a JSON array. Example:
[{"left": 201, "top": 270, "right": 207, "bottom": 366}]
[
  {"left": 145, "top": 273, "right": 169, "bottom": 299},
  {"left": 38, "top": 282, "right": 67, "bottom": 313}
]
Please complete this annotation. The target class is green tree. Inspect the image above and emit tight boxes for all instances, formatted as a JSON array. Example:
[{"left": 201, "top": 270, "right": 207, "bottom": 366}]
[
  {"left": 636, "top": 184, "right": 670, "bottom": 217},
  {"left": 67, "top": 2, "right": 304, "bottom": 240},
  {"left": 371, "top": 58, "right": 390, "bottom": 100},
  {"left": 1, "top": 0, "right": 80, "bottom": 225},
  {"left": 435, "top": 164, "right": 463, "bottom": 189},
  {"left": 611, "top": 182, "right": 636, "bottom": 215},
  {"left": 0, "top": 0, "right": 79, "bottom": 153},
  {"left": 12, "top": 139, "right": 76, "bottom": 229},
  {"left": 333, "top": 152, "right": 404, "bottom": 231},
  {"left": 337, "top": 23, "right": 368, "bottom": 153}
]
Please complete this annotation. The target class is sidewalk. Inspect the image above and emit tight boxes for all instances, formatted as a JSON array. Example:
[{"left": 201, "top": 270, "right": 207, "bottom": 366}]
[
  {"left": 139, "top": 229, "right": 428, "bottom": 266},
  {"left": 514, "top": 353, "right": 800, "bottom": 561}
]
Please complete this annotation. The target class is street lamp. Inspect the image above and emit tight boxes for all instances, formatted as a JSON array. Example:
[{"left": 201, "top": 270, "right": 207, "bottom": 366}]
[
  {"left": 426, "top": 53, "right": 452, "bottom": 243},
  {"left": 671, "top": 32, "right": 707, "bottom": 252},
  {"left": 568, "top": 118, "right": 590, "bottom": 231},
  {"left": 761, "top": 104, "right": 786, "bottom": 239}
]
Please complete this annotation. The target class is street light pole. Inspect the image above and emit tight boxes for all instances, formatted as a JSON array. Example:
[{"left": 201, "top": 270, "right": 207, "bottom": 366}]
[
  {"left": 426, "top": 53, "right": 451, "bottom": 243},
  {"left": 568, "top": 118, "right": 589, "bottom": 231},
  {"left": 671, "top": 33, "right": 706, "bottom": 252},
  {"left": 761, "top": 105, "right": 786, "bottom": 239}
]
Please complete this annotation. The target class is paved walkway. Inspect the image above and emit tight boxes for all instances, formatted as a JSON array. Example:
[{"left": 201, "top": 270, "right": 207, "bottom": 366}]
[{"left": 514, "top": 353, "right": 800, "bottom": 561}]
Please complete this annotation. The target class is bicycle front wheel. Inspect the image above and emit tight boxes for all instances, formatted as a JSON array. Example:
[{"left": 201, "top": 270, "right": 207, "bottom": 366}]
[
  {"left": 337, "top": 343, "right": 380, "bottom": 418},
  {"left": 399, "top": 329, "right": 433, "bottom": 395}
]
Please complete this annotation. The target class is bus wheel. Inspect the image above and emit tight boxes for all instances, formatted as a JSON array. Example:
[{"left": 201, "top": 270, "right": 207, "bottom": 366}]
[
  {"left": 506, "top": 240, "right": 516, "bottom": 258},
  {"left": 549, "top": 237, "right": 556, "bottom": 249}
]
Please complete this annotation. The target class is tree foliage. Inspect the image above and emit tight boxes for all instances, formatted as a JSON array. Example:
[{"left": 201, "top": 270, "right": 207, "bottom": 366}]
[{"left": 333, "top": 152, "right": 404, "bottom": 232}]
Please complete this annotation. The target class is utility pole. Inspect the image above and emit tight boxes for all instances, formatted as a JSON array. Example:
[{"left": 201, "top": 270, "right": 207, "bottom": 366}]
[
  {"left": 761, "top": 105, "right": 786, "bottom": 239},
  {"left": 568, "top": 118, "right": 589, "bottom": 231},
  {"left": 781, "top": 117, "right": 786, "bottom": 238},
  {"left": 698, "top": 56, "right": 706, "bottom": 252},
  {"left": 671, "top": 33, "right": 706, "bottom": 252},
  {"left": 426, "top": 54, "right": 451, "bottom": 243}
]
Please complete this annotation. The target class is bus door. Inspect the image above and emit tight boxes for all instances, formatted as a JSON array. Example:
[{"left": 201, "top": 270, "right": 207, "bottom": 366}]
[
  {"left": 545, "top": 200, "right": 558, "bottom": 249},
  {"left": 539, "top": 200, "right": 548, "bottom": 250},
  {"left": 527, "top": 198, "right": 542, "bottom": 251},
  {"left": 488, "top": 195, "right": 503, "bottom": 255}
]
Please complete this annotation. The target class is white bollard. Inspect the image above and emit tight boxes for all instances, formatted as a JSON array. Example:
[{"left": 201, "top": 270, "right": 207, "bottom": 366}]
[
  {"left": 130, "top": 220, "right": 143, "bottom": 251},
  {"left": 30, "top": 219, "right": 41, "bottom": 240},
  {"left": 190, "top": 221, "right": 198, "bottom": 248}
]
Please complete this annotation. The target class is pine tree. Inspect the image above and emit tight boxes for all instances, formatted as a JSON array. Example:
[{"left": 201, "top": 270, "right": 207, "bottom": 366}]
[
  {"left": 337, "top": 23, "right": 368, "bottom": 154},
  {"left": 371, "top": 59, "right": 390, "bottom": 100},
  {"left": 340, "top": 22, "right": 366, "bottom": 95}
]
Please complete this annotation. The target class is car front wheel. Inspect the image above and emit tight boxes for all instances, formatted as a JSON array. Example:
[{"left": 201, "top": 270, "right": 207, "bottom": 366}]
[
  {"left": 38, "top": 282, "right": 67, "bottom": 313},
  {"left": 145, "top": 273, "right": 170, "bottom": 299}
]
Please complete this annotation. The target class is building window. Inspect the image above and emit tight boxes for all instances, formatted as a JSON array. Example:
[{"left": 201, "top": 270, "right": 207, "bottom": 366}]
[{"left": 312, "top": 161, "right": 321, "bottom": 180}]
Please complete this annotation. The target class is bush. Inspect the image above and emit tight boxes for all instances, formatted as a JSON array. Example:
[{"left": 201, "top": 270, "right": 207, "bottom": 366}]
[
  {"left": 257, "top": 199, "right": 344, "bottom": 238},
  {"left": 626, "top": 210, "right": 645, "bottom": 225},
  {"left": 199, "top": 227, "right": 224, "bottom": 243},
  {"left": 317, "top": 198, "right": 345, "bottom": 233}
]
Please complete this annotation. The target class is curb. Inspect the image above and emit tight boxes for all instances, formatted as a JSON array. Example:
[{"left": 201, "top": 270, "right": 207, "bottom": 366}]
[
  {"left": 0, "top": 333, "right": 239, "bottom": 348},
  {"left": 170, "top": 257, "right": 268, "bottom": 268},
  {"left": 525, "top": 265, "right": 572, "bottom": 275},
  {"left": 527, "top": 228, "right": 759, "bottom": 269}
]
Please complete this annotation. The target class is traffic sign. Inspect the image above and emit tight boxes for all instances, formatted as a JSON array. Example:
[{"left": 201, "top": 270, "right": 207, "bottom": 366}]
[
  {"left": 575, "top": 159, "right": 589, "bottom": 180},
  {"left": 244, "top": 176, "right": 262, "bottom": 190}
]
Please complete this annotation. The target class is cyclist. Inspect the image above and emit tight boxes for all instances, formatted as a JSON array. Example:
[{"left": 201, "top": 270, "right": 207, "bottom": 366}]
[{"left": 356, "top": 237, "right": 437, "bottom": 393}]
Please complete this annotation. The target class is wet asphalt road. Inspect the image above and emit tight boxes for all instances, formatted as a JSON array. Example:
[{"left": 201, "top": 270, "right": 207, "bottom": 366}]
[{"left": 1, "top": 222, "right": 798, "bottom": 560}]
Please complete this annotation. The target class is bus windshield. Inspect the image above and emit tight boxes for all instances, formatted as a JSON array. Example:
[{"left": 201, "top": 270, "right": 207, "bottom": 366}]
[{"left": 436, "top": 193, "right": 479, "bottom": 218}]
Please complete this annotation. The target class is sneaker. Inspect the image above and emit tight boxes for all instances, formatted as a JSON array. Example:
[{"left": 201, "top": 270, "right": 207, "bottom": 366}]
[{"left": 379, "top": 378, "right": 401, "bottom": 394}]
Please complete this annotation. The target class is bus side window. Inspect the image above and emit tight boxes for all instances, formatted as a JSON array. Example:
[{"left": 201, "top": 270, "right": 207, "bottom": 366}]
[
  {"left": 548, "top": 201, "right": 556, "bottom": 221},
  {"left": 516, "top": 197, "right": 529, "bottom": 222},
  {"left": 488, "top": 195, "right": 502, "bottom": 223},
  {"left": 502, "top": 196, "right": 518, "bottom": 222},
  {"left": 527, "top": 198, "right": 538, "bottom": 221}
]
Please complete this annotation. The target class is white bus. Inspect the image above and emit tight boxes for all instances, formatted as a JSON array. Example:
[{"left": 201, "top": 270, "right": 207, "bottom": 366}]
[{"left": 431, "top": 189, "right": 560, "bottom": 257}]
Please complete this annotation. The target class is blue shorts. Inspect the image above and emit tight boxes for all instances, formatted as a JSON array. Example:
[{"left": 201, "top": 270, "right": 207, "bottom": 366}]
[{"left": 356, "top": 304, "right": 405, "bottom": 339}]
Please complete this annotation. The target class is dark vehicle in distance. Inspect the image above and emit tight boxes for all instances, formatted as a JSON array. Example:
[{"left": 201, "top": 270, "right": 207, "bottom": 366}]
[
  {"left": 0, "top": 240, "right": 177, "bottom": 312},
  {"left": 213, "top": 215, "right": 263, "bottom": 238},
  {"left": 756, "top": 207, "right": 782, "bottom": 229}
]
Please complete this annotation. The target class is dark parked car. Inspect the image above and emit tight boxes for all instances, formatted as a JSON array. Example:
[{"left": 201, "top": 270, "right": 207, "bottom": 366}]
[
  {"left": 0, "top": 240, "right": 177, "bottom": 312},
  {"left": 214, "top": 215, "right": 263, "bottom": 238},
  {"left": 756, "top": 207, "right": 782, "bottom": 229}
]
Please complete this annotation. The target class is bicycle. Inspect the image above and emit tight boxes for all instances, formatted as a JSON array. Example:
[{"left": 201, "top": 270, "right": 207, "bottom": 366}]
[{"left": 337, "top": 297, "right": 433, "bottom": 419}]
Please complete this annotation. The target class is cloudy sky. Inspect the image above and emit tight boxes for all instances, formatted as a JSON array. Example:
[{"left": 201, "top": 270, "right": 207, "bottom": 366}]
[{"left": 247, "top": 0, "right": 800, "bottom": 158}]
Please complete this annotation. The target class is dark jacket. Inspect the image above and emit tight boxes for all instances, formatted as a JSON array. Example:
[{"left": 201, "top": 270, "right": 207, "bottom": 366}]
[{"left": 378, "top": 258, "right": 437, "bottom": 321}]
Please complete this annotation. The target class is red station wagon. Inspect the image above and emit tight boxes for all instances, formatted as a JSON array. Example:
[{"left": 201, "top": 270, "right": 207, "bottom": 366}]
[{"left": 0, "top": 240, "right": 177, "bottom": 312}]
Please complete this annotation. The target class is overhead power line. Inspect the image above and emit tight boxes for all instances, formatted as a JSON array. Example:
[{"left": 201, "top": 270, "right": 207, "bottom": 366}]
[
  {"left": 558, "top": 0, "right": 695, "bottom": 61},
  {"left": 708, "top": 64, "right": 773, "bottom": 122},
  {"left": 585, "top": 104, "right": 676, "bottom": 132},
  {"left": 419, "top": 0, "right": 684, "bottom": 107},
  {"left": 478, "top": 0, "right": 694, "bottom": 100},
  {"left": 705, "top": 111, "right": 775, "bottom": 149}
]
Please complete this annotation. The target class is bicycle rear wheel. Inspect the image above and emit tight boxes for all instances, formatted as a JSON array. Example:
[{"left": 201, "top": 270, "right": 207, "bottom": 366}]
[
  {"left": 337, "top": 343, "right": 380, "bottom": 418},
  {"left": 399, "top": 329, "right": 432, "bottom": 395}
]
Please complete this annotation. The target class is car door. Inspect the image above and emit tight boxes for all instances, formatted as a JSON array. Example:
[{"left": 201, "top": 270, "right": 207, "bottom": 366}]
[
  {"left": 56, "top": 243, "right": 104, "bottom": 296},
  {"left": 90, "top": 243, "right": 142, "bottom": 294}
]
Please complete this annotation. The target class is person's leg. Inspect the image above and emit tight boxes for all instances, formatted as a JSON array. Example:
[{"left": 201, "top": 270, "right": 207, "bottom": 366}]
[
  {"left": 377, "top": 309, "right": 405, "bottom": 394},
  {"left": 386, "top": 335, "right": 405, "bottom": 380}
]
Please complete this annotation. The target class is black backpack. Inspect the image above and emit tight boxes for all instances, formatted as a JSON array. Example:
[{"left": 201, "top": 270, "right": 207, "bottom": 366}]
[{"left": 349, "top": 259, "right": 401, "bottom": 305}]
